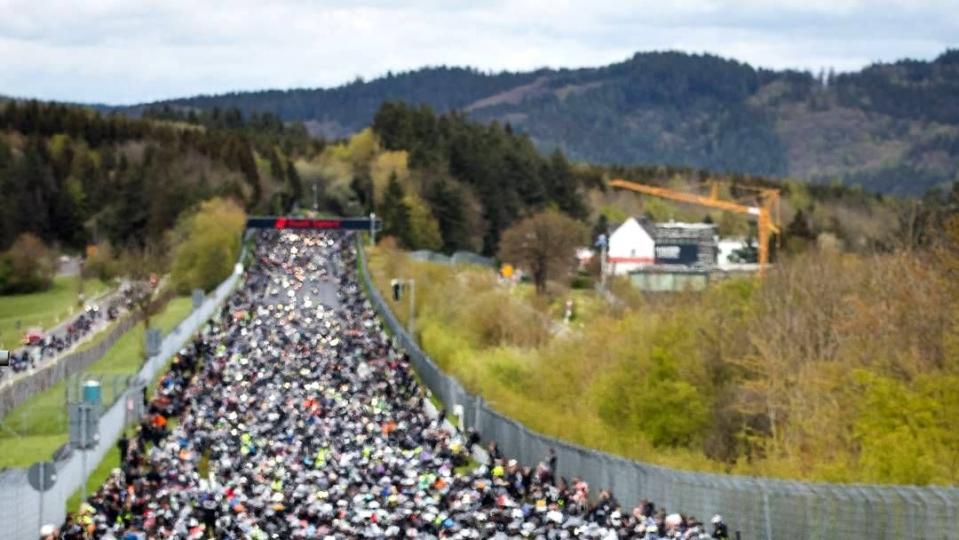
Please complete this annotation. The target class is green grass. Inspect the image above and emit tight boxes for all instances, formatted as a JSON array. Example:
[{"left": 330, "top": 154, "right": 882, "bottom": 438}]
[
  {"left": 0, "top": 275, "right": 110, "bottom": 349},
  {"left": 74, "top": 318, "right": 121, "bottom": 354},
  {"left": 0, "top": 434, "right": 70, "bottom": 469},
  {"left": 0, "top": 296, "right": 193, "bottom": 469}
]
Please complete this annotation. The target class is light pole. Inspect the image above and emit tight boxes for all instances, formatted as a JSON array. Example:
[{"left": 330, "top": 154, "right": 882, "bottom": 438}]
[
  {"left": 312, "top": 183, "right": 318, "bottom": 211},
  {"left": 370, "top": 212, "right": 377, "bottom": 246}
]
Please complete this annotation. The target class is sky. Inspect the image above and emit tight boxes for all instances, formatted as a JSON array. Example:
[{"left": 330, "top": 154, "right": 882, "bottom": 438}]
[{"left": 0, "top": 0, "right": 956, "bottom": 105}]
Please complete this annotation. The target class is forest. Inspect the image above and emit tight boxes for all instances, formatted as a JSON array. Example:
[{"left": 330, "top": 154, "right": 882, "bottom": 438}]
[
  {"left": 3, "top": 98, "right": 954, "bottom": 264},
  {"left": 126, "top": 49, "right": 959, "bottom": 195},
  {"left": 0, "top": 100, "right": 312, "bottom": 253}
]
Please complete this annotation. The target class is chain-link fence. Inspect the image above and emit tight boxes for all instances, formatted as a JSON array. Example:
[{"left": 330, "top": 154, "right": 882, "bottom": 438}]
[
  {"left": 0, "top": 265, "right": 243, "bottom": 540},
  {"left": 357, "top": 239, "right": 959, "bottom": 540},
  {"left": 408, "top": 249, "right": 495, "bottom": 268}
]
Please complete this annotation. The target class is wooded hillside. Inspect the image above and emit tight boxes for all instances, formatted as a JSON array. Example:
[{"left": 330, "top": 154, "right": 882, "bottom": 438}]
[
  {"left": 0, "top": 101, "right": 314, "bottom": 252},
  {"left": 124, "top": 50, "right": 959, "bottom": 195}
]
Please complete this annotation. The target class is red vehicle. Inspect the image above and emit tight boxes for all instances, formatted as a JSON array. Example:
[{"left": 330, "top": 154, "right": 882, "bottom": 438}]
[{"left": 22, "top": 327, "right": 44, "bottom": 346}]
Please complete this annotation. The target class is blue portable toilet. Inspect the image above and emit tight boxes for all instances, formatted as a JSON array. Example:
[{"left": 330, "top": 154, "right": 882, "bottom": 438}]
[{"left": 82, "top": 380, "right": 102, "bottom": 406}]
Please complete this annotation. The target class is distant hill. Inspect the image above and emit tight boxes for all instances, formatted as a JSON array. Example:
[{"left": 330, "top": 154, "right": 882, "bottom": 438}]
[{"left": 119, "top": 50, "right": 959, "bottom": 195}]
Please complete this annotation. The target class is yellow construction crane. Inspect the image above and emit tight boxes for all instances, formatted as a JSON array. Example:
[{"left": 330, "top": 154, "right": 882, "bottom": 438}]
[{"left": 609, "top": 179, "right": 781, "bottom": 276}]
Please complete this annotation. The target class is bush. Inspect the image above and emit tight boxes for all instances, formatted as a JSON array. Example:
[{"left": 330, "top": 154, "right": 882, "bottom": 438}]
[
  {"left": 570, "top": 273, "right": 594, "bottom": 290},
  {"left": 460, "top": 289, "right": 549, "bottom": 349},
  {"left": 83, "top": 242, "right": 122, "bottom": 281},
  {"left": 0, "top": 233, "right": 56, "bottom": 294},
  {"left": 170, "top": 198, "right": 246, "bottom": 293}
]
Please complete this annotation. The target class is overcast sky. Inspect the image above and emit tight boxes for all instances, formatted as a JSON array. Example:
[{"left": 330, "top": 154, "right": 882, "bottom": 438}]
[{"left": 1, "top": 0, "right": 955, "bottom": 105}]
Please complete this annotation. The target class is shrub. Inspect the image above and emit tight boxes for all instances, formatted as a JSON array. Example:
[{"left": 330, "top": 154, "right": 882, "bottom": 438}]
[
  {"left": 0, "top": 233, "right": 56, "bottom": 293},
  {"left": 170, "top": 198, "right": 246, "bottom": 293},
  {"left": 83, "top": 242, "right": 122, "bottom": 281}
]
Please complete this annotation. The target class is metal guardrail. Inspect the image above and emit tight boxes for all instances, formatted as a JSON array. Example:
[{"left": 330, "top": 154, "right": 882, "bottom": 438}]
[{"left": 355, "top": 237, "right": 959, "bottom": 540}]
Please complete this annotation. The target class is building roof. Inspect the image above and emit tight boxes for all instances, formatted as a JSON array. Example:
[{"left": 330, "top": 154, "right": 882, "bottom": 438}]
[{"left": 630, "top": 217, "right": 716, "bottom": 242}]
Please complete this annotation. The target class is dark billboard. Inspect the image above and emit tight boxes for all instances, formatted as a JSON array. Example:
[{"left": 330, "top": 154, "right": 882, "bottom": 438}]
[
  {"left": 246, "top": 217, "right": 380, "bottom": 230},
  {"left": 654, "top": 244, "right": 701, "bottom": 265}
]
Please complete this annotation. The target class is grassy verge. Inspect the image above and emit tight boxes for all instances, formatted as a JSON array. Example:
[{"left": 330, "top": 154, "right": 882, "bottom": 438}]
[
  {"left": 73, "top": 317, "right": 124, "bottom": 354},
  {"left": 365, "top": 245, "right": 726, "bottom": 476},
  {"left": 0, "top": 275, "right": 110, "bottom": 349},
  {"left": 356, "top": 241, "right": 444, "bottom": 413},
  {"left": 0, "top": 297, "right": 193, "bottom": 469},
  {"left": 65, "top": 443, "right": 120, "bottom": 513}
]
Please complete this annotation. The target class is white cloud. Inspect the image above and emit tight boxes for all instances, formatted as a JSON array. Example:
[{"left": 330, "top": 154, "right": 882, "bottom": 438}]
[{"left": 0, "top": 0, "right": 955, "bottom": 104}]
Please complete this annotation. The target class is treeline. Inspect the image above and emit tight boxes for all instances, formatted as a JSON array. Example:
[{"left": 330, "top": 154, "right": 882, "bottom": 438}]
[
  {"left": 6, "top": 98, "right": 952, "bottom": 264},
  {"left": 141, "top": 104, "right": 321, "bottom": 156},
  {"left": 135, "top": 67, "right": 542, "bottom": 135},
  {"left": 833, "top": 49, "right": 959, "bottom": 124},
  {"left": 294, "top": 102, "right": 593, "bottom": 255},
  {"left": 0, "top": 100, "right": 312, "bottom": 252},
  {"left": 137, "top": 49, "right": 959, "bottom": 195},
  {"left": 303, "top": 102, "right": 954, "bottom": 259},
  {"left": 373, "top": 102, "right": 591, "bottom": 252}
]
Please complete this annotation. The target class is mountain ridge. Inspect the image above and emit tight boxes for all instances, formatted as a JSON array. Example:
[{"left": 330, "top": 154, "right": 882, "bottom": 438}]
[{"left": 118, "top": 49, "right": 959, "bottom": 195}]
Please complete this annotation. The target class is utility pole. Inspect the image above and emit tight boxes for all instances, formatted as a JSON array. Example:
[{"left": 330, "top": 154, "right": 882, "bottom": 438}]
[
  {"left": 370, "top": 212, "right": 377, "bottom": 246},
  {"left": 38, "top": 461, "right": 45, "bottom": 531},
  {"left": 77, "top": 257, "right": 85, "bottom": 307},
  {"left": 312, "top": 183, "right": 319, "bottom": 211},
  {"left": 80, "top": 405, "right": 88, "bottom": 503},
  {"left": 596, "top": 233, "right": 608, "bottom": 290}
]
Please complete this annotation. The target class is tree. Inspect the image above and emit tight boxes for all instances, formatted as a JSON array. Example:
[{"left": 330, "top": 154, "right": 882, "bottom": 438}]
[
  {"left": 497, "top": 209, "right": 587, "bottom": 294},
  {"left": 592, "top": 214, "right": 610, "bottom": 241},
  {"left": 404, "top": 194, "right": 443, "bottom": 250},
  {"left": 0, "top": 233, "right": 56, "bottom": 294},
  {"left": 286, "top": 160, "right": 303, "bottom": 206},
  {"left": 423, "top": 176, "right": 476, "bottom": 252},
  {"left": 119, "top": 241, "right": 168, "bottom": 329},
  {"left": 170, "top": 198, "right": 246, "bottom": 294},
  {"left": 378, "top": 173, "right": 411, "bottom": 246},
  {"left": 781, "top": 209, "right": 813, "bottom": 253}
]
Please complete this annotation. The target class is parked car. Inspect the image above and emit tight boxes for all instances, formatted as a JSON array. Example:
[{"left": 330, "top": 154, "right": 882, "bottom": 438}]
[{"left": 22, "top": 327, "right": 44, "bottom": 346}]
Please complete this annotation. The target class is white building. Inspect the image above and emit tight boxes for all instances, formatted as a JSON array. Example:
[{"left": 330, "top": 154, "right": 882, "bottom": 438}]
[
  {"left": 716, "top": 238, "right": 761, "bottom": 271},
  {"left": 607, "top": 218, "right": 725, "bottom": 274},
  {"left": 606, "top": 217, "right": 655, "bottom": 275}
]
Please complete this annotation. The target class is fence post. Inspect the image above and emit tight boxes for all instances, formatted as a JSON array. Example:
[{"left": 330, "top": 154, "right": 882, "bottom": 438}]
[{"left": 763, "top": 489, "right": 773, "bottom": 540}]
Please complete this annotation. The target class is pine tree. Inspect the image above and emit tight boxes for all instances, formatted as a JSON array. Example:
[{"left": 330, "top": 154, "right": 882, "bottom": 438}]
[
  {"left": 379, "top": 173, "right": 411, "bottom": 246},
  {"left": 424, "top": 178, "right": 471, "bottom": 252},
  {"left": 286, "top": 161, "right": 303, "bottom": 206}
]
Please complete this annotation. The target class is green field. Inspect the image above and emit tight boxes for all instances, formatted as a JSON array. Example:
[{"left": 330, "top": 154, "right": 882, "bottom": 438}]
[
  {"left": 0, "top": 275, "right": 110, "bottom": 349},
  {"left": 0, "top": 296, "right": 193, "bottom": 469}
]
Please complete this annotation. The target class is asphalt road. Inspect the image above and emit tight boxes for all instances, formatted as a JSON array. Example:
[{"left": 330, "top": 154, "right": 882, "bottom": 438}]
[
  {"left": 0, "top": 287, "right": 126, "bottom": 386},
  {"left": 263, "top": 273, "right": 340, "bottom": 310}
]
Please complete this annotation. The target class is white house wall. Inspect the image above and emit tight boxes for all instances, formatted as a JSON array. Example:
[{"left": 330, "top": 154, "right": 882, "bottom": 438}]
[{"left": 607, "top": 218, "right": 655, "bottom": 275}]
